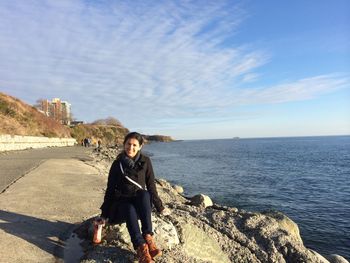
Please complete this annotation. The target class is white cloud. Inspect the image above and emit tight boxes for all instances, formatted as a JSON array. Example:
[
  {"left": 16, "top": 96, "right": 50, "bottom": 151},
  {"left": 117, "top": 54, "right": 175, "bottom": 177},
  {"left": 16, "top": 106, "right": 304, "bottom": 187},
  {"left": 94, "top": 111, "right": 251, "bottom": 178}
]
[
  {"left": 0, "top": 0, "right": 349, "bottom": 137},
  {"left": 234, "top": 74, "right": 349, "bottom": 105}
]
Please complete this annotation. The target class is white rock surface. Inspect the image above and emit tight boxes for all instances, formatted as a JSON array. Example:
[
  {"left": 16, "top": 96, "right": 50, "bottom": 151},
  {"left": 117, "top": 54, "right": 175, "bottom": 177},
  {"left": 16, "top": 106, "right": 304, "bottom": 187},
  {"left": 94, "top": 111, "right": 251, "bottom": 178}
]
[{"left": 190, "top": 194, "right": 213, "bottom": 208}]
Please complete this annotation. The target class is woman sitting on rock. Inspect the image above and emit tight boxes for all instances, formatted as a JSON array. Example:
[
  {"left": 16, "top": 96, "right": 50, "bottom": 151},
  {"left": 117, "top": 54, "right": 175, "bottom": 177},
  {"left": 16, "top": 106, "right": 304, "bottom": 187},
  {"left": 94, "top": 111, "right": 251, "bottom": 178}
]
[{"left": 100, "top": 132, "right": 171, "bottom": 263}]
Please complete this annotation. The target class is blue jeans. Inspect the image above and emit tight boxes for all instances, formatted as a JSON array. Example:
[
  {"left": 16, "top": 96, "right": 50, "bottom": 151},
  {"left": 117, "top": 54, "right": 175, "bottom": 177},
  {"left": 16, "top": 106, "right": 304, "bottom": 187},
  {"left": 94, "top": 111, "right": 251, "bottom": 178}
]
[{"left": 118, "top": 190, "right": 153, "bottom": 249}]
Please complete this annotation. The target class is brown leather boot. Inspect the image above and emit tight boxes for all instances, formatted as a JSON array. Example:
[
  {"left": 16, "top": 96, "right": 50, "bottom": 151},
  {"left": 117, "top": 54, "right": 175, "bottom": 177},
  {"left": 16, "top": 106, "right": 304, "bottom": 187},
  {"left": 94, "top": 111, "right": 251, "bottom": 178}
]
[
  {"left": 136, "top": 243, "right": 154, "bottom": 263},
  {"left": 144, "top": 234, "right": 162, "bottom": 259}
]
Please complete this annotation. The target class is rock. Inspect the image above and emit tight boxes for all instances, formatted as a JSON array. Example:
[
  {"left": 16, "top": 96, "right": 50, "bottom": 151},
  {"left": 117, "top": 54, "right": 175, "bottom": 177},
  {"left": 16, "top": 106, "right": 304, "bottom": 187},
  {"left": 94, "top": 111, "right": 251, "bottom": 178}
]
[
  {"left": 155, "top": 179, "right": 188, "bottom": 205},
  {"left": 152, "top": 215, "right": 180, "bottom": 250},
  {"left": 181, "top": 223, "right": 230, "bottom": 263},
  {"left": 309, "top": 249, "right": 331, "bottom": 263},
  {"left": 190, "top": 194, "right": 213, "bottom": 208},
  {"left": 172, "top": 184, "right": 184, "bottom": 194},
  {"left": 265, "top": 211, "right": 303, "bottom": 243},
  {"left": 157, "top": 178, "right": 169, "bottom": 187},
  {"left": 104, "top": 215, "right": 180, "bottom": 250},
  {"left": 327, "top": 254, "right": 350, "bottom": 263}
]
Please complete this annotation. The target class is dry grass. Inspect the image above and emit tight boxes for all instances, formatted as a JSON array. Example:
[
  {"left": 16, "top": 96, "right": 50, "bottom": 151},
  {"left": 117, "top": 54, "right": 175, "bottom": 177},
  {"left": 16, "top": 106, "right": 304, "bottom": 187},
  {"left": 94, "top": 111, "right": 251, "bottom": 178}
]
[
  {"left": 70, "top": 124, "right": 129, "bottom": 146},
  {"left": 0, "top": 93, "right": 134, "bottom": 144},
  {"left": 0, "top": 92, "right": 71, "bottom": 137}
]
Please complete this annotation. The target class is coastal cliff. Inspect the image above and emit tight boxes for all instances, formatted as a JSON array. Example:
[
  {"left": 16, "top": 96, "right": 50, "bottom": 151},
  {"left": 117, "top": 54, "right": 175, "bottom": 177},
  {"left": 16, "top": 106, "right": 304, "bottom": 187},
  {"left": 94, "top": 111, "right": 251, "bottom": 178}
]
[
  {"left": 78, "top": 147, "right": 348, "bottom": 263},
  {"left": 143, "top": 135, "right": 174, "bottom": 143}
]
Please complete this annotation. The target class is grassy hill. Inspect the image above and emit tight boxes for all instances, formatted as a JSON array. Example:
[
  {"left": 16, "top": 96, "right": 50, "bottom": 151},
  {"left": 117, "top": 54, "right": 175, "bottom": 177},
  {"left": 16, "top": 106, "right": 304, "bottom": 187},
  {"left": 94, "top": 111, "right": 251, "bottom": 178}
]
[
  {"left": 0, "top": 92, "right": 71, "bottom": 137},
  {"left": 0, "top": 92, "right": 130, "bottom": 145},
  {"left": 70, "top": 123, "right": 129, "bottom": 146},
  {"left": 0, "top": 92, "right": 173, "bottom": 145},
  {"left": 143, "top": 134, "right": 174, "bottom": 142}
]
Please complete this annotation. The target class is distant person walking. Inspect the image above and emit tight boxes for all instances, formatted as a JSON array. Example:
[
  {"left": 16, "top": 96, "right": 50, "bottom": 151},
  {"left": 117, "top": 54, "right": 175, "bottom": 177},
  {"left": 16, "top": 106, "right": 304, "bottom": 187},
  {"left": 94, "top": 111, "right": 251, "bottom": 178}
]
[
  {"left": 100, "top": 132, "right": 170, "bottom": 263},
  {"left": 83, "top": 138, "right": 88, "bottom": 147}
]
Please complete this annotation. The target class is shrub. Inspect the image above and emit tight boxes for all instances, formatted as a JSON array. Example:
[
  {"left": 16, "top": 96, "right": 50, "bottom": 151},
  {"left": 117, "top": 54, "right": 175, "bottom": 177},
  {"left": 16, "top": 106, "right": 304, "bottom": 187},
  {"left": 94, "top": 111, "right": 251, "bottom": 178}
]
[{"left": 0, "top": 98, "right": 16, "bottom": 117}]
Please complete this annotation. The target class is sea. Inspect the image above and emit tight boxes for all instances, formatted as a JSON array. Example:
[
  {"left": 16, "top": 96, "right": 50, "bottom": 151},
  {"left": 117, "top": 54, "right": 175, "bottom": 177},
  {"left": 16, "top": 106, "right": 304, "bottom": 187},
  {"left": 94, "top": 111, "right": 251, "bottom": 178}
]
[{"left": 143, "top": 135, "right": 350, "bottom": 260}]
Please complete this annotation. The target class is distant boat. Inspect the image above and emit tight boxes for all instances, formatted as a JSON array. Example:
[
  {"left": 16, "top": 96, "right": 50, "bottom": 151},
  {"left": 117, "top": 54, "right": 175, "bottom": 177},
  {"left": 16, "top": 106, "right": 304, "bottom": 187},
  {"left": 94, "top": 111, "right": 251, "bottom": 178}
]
[{"left": 232, "top": 137, "right": 240, "bottom": 140}]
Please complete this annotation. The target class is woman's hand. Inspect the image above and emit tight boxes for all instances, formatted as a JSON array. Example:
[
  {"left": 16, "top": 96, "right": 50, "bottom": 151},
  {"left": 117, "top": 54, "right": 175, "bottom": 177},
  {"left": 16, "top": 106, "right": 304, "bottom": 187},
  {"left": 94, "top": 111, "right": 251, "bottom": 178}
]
[
  {"left": 160, "top": 207, "right": 171, "bottom": 216},
  {"left": 99, "top": 216, "right": 108, "bottom": 224}
]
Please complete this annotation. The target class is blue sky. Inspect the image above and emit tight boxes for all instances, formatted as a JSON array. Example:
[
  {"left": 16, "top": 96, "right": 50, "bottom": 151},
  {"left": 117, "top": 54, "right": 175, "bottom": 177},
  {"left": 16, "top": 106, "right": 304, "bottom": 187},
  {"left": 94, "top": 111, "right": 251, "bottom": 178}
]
[{"left": 0, "top": 0, "right": 349, "bottom": 140}]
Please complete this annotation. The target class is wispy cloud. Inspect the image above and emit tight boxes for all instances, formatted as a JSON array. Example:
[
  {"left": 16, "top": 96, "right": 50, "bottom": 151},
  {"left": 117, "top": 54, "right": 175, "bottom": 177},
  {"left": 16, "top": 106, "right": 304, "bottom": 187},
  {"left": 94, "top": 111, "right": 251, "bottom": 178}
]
[
  {"left": 0, "top": 0, "right": 348, "bottom": 133},
  {"left": 234, "top": 74, "right": 350, "bottom": 105}
]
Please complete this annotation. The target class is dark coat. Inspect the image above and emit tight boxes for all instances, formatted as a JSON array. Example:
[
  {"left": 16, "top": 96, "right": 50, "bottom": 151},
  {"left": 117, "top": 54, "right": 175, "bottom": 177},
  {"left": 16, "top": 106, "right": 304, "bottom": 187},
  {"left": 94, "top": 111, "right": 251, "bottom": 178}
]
[{"left": 100, "top": 153, "right": 164, "bottom": 223}]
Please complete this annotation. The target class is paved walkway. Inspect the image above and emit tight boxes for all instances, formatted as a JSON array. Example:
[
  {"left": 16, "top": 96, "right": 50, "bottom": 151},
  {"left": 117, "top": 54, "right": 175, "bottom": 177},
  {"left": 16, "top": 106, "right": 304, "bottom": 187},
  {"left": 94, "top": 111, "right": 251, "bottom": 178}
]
[
  {"left": 0, "top": 146, "right": 93, "bottom": 192},
  {"left": 0, "top": 157, "right": 107, "bottom": 263}
]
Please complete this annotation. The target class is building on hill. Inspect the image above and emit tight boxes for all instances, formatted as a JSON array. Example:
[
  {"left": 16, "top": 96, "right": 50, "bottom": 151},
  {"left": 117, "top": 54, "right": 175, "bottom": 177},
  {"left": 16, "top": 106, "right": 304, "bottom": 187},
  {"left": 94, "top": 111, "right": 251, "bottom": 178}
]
[
  {"left": 37, "top": 98, "right": 71, "bottom": 125},
  {"left": 61, "top": 101, "right": 71, "bottom": 125}
]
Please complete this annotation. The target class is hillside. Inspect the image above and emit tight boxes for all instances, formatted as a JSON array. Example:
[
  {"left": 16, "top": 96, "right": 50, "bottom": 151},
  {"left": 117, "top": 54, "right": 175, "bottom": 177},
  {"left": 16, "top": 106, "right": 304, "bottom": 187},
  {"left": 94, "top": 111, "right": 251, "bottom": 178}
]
[
  {"left": 0, "top": 92, "right": 71, "bottom": 137},
  {"left": 0, "top": 92, "right": 173, "bottom": 144},
  {"left": 71, "top": 125, "right": 175, "bottom": 146},
  {"left": 143, "top": 134, "right": 174, "bottom": 142},
  {"left": 0, "top": 93, "right": 130, "bottom": 144},
  {"left": 70, "top": 123, "right": 129, "bottom": 146}
]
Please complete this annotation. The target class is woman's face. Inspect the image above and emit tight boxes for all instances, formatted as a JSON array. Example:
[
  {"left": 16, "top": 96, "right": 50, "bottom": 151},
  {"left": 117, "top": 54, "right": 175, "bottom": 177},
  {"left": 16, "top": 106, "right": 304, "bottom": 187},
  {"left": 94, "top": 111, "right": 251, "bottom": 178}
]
[{"left": 124, "top": 138, "right": 142, "bottom": 158}]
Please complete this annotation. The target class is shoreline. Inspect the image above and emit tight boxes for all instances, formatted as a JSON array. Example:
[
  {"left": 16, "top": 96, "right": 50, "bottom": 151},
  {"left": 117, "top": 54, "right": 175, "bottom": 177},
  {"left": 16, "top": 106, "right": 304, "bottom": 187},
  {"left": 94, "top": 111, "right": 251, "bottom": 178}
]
[
  {"left": 78, "top": 146, "right": 349, "bottom": 263},
  {"left": 144, "top": 137, "right": 350, "bottom": 261}
]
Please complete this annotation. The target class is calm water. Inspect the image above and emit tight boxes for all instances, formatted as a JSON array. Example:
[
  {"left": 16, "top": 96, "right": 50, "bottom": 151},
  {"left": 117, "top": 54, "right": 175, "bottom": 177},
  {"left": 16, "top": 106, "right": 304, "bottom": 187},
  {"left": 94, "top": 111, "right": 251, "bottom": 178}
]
[{"left": 144, "top": 136, "right": 350, "bottom": 260}]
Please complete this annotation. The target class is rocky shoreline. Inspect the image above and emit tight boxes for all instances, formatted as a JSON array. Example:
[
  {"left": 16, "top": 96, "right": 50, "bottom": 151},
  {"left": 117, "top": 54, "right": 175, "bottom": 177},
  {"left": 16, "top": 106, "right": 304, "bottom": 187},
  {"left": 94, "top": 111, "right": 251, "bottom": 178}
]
[{"left": 77, "top": 146, "right": 349, "bottom": 263}]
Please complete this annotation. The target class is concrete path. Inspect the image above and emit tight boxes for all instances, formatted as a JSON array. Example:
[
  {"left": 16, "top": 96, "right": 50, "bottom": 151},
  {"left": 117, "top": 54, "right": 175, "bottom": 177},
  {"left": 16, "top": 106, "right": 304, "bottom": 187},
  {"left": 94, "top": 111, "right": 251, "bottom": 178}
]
[
  {"left": 0, "top": 157, "right": 107, "bottom": 263},
  {"left": 0, "top": 146, "right": 93, "bottom": 193}
]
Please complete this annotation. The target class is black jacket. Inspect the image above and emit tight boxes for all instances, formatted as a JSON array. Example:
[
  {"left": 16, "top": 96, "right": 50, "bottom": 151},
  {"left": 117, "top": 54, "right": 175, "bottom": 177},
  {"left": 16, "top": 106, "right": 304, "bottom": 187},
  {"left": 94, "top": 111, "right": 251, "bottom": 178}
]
[{"left": 100, "top": 153, "right": 164, "bottom": 220}]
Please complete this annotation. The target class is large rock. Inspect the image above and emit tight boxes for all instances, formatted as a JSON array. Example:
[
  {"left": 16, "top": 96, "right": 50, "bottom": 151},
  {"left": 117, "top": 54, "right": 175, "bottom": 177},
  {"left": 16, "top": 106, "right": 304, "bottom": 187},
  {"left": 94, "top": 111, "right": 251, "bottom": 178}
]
[
  {"left": 181, "top": 223, "right": 230, "bottom": 263},
  {"left": 104, "top": 215, "right": 180, "bottom": 250},
  {"left": 309, "top": 249, "right": 331, "bottom": 263},
  {"left": 190, "top": 194, "right": 213, "bottom": 208},
  {"left": 265, "top": 211, "right": 303, "bottom": 243},
  {"left": 327, "top": 254, "right": 350, "bottom": 263},
  {"left": 172, "top": 184, "right": 184, "bottom": 194},
  {"left": 152, "top": 215, "right": 180, "bottom": 249}
]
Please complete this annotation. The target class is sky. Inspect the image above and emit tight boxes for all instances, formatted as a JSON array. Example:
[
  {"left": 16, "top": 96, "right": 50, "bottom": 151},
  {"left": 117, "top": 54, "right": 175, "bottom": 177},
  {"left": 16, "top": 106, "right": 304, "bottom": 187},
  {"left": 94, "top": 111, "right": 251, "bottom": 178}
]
[{"left": 0, "top": 0, "right": 349, "bottom": 140}]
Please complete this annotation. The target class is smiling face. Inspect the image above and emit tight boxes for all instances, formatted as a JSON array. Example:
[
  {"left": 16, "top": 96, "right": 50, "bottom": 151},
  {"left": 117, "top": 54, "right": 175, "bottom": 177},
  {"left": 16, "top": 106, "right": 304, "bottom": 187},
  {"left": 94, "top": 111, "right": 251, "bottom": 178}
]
[{"left": 124, "top": 138, "right": 142, "bottom": 158}]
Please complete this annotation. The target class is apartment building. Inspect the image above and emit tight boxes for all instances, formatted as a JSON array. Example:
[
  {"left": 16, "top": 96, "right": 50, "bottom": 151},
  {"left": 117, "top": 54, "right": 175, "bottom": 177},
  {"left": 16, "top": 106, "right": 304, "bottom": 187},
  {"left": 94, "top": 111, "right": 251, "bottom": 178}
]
[{"left": 38, "top": 98, "right": 71, "bottom": 125}]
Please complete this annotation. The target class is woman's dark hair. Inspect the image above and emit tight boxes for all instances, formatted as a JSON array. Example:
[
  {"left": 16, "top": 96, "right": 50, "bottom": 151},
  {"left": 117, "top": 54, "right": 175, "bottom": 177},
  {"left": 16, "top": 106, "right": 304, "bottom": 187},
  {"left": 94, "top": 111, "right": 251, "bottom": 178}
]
[{"left": 123, "top": 132, "right": 144, "bottom": 146}]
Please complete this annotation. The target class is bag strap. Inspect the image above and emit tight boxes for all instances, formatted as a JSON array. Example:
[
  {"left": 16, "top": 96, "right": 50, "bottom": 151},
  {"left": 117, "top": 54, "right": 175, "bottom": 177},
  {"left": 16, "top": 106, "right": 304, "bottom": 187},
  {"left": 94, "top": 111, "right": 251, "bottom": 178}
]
[{"left": 119, "top": 162, "right": 144, "bottom": 190}]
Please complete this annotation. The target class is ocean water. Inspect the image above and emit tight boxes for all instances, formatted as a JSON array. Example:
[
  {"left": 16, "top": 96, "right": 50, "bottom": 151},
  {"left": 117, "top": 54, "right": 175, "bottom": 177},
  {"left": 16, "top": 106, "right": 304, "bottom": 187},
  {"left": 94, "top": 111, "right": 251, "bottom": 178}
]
[{"left": 143, "top": 136, "right": 350, "bottom": 260}]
